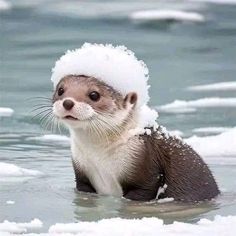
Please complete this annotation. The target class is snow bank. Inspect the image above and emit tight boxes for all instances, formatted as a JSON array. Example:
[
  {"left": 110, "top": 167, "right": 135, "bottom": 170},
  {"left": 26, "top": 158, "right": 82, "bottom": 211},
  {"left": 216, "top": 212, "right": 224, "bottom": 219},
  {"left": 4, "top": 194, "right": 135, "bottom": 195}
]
[
  {"left": 0, "top": 216, "right": 236, "bottom": 235},
  {"left": 186, "top": 127, "right": 236, "bottom": 157},
  {"left": 193, "top": 127, "right": 232, "bottom": 134},
  {"left": 0, "top": 107, "right": 14, "bottom": 117},
  {"left": 0, "top": 162, "right": 42, "bottom": 180},
  {"left": 0, "top": 219, "right": 42, "bottom": 234},
  {"left": 188, "top": 81, "right": 236, "bottom": 91},
  {"left": 27, "top": 134, "right": 70, "bottom": 143},
  {"left": 157, "top": 97, "right": 236, "bottom": 113},
  {"left": 130, "top": 10, "right": 205, "bottom": 23},
  {"left": 48, "top": 215, "right": 236, "bottom": 236},
  {"left": 51, "top": 43, "right": 149, "bottom": 108},
  {"left": 0, "top": 0, "right": 11, "bottom": 11}
]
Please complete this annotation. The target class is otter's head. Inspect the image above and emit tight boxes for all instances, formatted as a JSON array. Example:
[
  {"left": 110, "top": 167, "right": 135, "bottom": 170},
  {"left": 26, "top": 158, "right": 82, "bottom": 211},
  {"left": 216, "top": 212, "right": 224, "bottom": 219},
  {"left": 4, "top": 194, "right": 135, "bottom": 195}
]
[{"left": 52, "top": 75, "right": 138, "bottom": 134}]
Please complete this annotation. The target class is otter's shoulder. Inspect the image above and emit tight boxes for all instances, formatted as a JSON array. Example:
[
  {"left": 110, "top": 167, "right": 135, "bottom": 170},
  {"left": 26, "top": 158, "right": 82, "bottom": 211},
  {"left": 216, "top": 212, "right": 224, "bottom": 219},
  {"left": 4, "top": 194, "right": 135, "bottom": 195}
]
[{"left": 138, "top": 126, "right": 220, "bottom": 202}]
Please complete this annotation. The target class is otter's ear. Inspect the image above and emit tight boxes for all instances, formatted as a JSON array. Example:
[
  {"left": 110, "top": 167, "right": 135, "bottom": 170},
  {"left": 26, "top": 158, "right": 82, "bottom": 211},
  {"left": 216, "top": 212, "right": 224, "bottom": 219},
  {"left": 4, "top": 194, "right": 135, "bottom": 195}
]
[{"left": 124, "top": 92, "right": 138, "bottom": 106}]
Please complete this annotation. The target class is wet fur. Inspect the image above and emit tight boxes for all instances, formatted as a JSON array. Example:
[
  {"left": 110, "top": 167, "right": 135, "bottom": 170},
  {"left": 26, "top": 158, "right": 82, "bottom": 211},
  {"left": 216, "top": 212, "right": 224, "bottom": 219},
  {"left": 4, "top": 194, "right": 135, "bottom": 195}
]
[
  {"left": 72, "top": 127, "right": 219, "bottom": 202},
  {"left": 52, "top": 75, "right": 220, "bottom": 202}
]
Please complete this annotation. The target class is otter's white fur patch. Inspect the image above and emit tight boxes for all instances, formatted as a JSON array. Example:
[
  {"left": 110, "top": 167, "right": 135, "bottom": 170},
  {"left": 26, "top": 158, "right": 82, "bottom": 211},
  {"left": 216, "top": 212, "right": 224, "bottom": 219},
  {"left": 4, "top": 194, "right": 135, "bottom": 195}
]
[{"left": 70, "top": 129, "right": 140, "bottom": 197}]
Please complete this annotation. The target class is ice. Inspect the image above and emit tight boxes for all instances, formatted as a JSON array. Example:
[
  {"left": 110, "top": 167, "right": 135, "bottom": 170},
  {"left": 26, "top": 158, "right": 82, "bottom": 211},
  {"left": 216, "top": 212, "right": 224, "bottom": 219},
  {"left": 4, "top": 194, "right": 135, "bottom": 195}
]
[
  {"left": 169, "top": 130, "right": 184, "bottom": 137},
  {"left": 27, "top": 134, "right": 70, "bottom": 143},
  {"left": 191, "top": 0, "right": 236, "bottom": 5},
  {"left": 0, "top": 162, "right": 43, "bottom": 180},
  {"left": 130, "top": 10, "right": 205, "bottom": 23},
  {"left": 0, "top": 214, "right": 236, "bottom": 236},
  {"left": 192, "top": 127, "right": 232, "bottom": 134},
  {"left": 0, "top": 0, "right": 11, "bottom": 11},
  {"left": 6, "top": 200, "right": 15, "bottom": 205},
  {"left": 0, "top": 216, "right": 236, "bottom": 235},
  {"left": 47, "top": 215, "right": 236, "bottom": 236},
  {"left": 0, "top": 107, "right": 14, "bottom": 117},
  {"left": 186, "top": 127, "right": 236, "bottom": 157},
  {"left": 188, "top": 81, "right": 236, "bottom": 91},
  {"left": 157, "top": 197, "right": 174, "bottom": 203},
  {"left": 157, "top": 97, "right": 236, "bottom": 113},
  {"left": 0, "top": 219, "right": 42, "bottom": 234}
]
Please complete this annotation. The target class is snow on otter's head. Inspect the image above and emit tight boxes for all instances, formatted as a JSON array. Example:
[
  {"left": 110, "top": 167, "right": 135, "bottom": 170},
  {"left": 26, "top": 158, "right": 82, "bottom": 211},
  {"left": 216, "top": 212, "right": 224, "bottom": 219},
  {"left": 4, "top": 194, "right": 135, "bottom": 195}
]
[
  {"left": 51, "top": 43, "right": 158, "bottom": 132},
  {"left": 51, "top": 43, "right": 150, "bottom": 108}
]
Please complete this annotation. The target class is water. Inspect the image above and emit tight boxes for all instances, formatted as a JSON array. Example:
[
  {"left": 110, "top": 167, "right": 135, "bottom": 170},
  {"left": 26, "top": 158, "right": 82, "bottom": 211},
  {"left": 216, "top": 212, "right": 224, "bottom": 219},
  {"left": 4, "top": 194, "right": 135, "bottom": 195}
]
[{"left": 1, "top": 0, "right": 236, "bottom": 233}]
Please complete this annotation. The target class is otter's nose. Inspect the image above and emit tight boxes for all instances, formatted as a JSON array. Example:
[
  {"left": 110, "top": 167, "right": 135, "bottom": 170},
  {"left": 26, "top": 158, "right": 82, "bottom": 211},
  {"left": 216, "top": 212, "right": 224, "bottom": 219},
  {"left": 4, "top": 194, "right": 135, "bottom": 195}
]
[{"left": 63, "top": 99, "right": 74, "bottom": 111}]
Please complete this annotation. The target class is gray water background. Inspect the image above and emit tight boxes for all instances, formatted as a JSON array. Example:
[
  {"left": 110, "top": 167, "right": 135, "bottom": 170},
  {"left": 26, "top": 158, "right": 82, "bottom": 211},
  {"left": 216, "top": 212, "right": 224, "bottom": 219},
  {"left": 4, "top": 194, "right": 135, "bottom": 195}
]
[{"left": 0, "top": 0, "right": 236, "bottom": 232}]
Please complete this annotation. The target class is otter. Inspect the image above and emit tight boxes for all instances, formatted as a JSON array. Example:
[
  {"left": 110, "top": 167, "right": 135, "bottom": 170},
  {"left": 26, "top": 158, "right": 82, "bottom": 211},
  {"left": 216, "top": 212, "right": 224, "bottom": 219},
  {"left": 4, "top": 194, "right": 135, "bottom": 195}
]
[{"left": 52, "top": 74, "right": 220, "bottom": 202}]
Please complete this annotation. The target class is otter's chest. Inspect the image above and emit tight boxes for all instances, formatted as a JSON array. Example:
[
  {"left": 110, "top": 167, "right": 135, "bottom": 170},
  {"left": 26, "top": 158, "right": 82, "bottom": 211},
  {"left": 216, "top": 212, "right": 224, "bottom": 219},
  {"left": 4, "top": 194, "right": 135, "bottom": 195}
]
[{"left": 71, "top": 141, "right": 135, "bottom": 197}]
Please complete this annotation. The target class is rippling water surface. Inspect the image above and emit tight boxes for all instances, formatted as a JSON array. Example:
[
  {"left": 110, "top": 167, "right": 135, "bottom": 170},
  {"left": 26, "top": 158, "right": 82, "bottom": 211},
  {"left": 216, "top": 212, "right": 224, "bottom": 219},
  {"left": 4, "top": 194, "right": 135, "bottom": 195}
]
[{"left": 1, "top": 0, "right": 236, "bottom": 233}]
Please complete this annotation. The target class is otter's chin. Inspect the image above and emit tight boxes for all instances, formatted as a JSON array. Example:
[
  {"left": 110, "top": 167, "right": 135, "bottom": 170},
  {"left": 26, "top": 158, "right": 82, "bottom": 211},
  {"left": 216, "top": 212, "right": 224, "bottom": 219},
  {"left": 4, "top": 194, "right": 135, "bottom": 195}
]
[
  {"left": 59, "top": 116, "right": 92, "bottom": 130},
  {"left": 63, "top": 115, "right": 78, "bottom": 121}
]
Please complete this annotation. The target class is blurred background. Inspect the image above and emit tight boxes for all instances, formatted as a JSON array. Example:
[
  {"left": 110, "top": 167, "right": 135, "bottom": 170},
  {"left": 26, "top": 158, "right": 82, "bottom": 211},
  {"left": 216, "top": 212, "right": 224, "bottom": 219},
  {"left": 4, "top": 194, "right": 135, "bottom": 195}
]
[{"left": 0, "top": 0, "right": 236, "bottom": 233}]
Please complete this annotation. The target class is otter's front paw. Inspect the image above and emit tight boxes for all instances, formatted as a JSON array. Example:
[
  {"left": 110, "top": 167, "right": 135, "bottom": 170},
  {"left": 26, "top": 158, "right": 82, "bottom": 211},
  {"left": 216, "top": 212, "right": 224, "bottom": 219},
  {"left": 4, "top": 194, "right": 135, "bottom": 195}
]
[
  {"left": 76, "top": 181, "right": 96, "bottom": 193},
  {"left": 124, "top": 188, "right": 156, "bottom": 201}
]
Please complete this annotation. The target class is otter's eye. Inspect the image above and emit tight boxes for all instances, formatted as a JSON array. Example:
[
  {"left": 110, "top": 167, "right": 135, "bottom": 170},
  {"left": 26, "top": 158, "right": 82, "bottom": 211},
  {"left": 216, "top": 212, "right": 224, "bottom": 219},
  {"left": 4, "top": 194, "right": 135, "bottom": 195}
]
[
  {"left": 89, "top": 91, "right": 100, "bottom": 102},
  {"left": 58, "top": 87, "right": 64, "bottom": 96}
]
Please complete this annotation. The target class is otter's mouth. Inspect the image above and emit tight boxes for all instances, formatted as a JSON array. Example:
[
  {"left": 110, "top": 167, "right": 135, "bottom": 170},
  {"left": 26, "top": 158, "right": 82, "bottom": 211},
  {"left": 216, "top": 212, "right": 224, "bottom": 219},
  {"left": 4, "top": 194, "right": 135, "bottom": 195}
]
[{"left": 63, "top": 115, "right": 78, "bottom": 121}]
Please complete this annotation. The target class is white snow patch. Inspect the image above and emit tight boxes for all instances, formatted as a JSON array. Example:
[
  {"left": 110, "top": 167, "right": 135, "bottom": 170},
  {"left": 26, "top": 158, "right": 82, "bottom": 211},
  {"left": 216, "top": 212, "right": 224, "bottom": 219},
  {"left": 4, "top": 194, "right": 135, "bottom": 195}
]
[
  {"left": 0, "top": 162, "right": 43, "bottom": 181},
  {"left": 156, "top": 184, "right": 168, "bottom": 199},
  {"left": 188, "top": 81, "right": 236, "bottom": 91},
  {"left": 169, "top": 130, "right": 184, "bottom": 137},
  {"left": 0, "top": 107, "right": 14, "bottom": 117},
  {"left": 51, "top": 43, "right": 150, "bottom": 109},
  {"left": 0, "top": 219, "right": 42, "bottom": 234},
  {"left": 157, "top": 197, "right": 174, "bottom": 204},
  {"left": 6, "top": 201, "right": 15, "bottom": 205},
  {"left": 185, "top": 127, "right": 236, "bottom": 157},
  {"left": 0, "top": 0, "right": 11, "bottom": 11},
  {"left": 138, "top": 105, "right": 159, "bottom": 129},
  {"left": 130, "top": 10, "right": 205, "bottom": 23},
  {"left": 191, "top": 0, "right": 236, "bottom": 5},
  {"left": 27, "top": 134, "right": 70, "bottom": 143},
  {"left": 47, "top": 215, "right": 236, "bottom": 236},
  {"left": 157, "top": 97, "right": 236, "bottom": 113},
  {"left": 193, "top": 127, "right": 232, "bottom": 134},
  {"left": 1, "top": 216, "right": 236, "bottom": 235},
  {"left": 51, "top": 43, "right": 159, "bottom": 131}
]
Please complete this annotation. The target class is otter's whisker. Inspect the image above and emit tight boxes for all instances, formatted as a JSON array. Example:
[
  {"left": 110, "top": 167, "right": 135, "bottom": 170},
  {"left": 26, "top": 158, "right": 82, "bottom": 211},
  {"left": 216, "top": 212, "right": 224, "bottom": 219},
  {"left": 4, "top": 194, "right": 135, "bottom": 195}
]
[
  {"left": 31, "top": 108, "right": 52, "bottom": 120},
  {"left": 30, "top": 107, "right": 52, "bottom": 115},
  {"left": 27, "top": 97, "right": 52, "bottom": 102}
]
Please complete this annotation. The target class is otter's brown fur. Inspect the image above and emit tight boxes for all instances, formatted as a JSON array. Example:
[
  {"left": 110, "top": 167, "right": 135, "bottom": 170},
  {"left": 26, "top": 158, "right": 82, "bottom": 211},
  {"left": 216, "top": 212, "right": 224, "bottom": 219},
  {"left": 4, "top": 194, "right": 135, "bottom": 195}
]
[
  {"left": 73, "top": 127, "right": 219, "bottom": 202},
  {"left": 53, "top": 75, "right": 220, "bottom": 202}
]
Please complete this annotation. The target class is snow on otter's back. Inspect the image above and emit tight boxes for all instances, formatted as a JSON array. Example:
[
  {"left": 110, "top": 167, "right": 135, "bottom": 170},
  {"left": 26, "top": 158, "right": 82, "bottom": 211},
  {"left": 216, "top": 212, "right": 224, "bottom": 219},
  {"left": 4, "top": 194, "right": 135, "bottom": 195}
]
[{"left": 51, "top": 43, "right": 150, "bottom": 108}]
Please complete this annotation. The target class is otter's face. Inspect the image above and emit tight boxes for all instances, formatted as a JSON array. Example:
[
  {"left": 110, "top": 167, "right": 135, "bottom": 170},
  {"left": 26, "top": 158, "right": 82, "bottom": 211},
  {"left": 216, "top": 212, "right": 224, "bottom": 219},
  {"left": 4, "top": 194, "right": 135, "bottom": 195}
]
[{"left": 52, "top": 75, "right": 137, "bottom": 130}]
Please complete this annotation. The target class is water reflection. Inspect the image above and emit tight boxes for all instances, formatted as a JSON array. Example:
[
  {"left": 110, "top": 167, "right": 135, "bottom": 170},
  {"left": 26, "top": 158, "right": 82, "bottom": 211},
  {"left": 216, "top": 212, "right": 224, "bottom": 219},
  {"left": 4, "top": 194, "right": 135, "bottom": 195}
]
[{"left": 73, "top": 190, "right": 218, "bottom": 223}]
